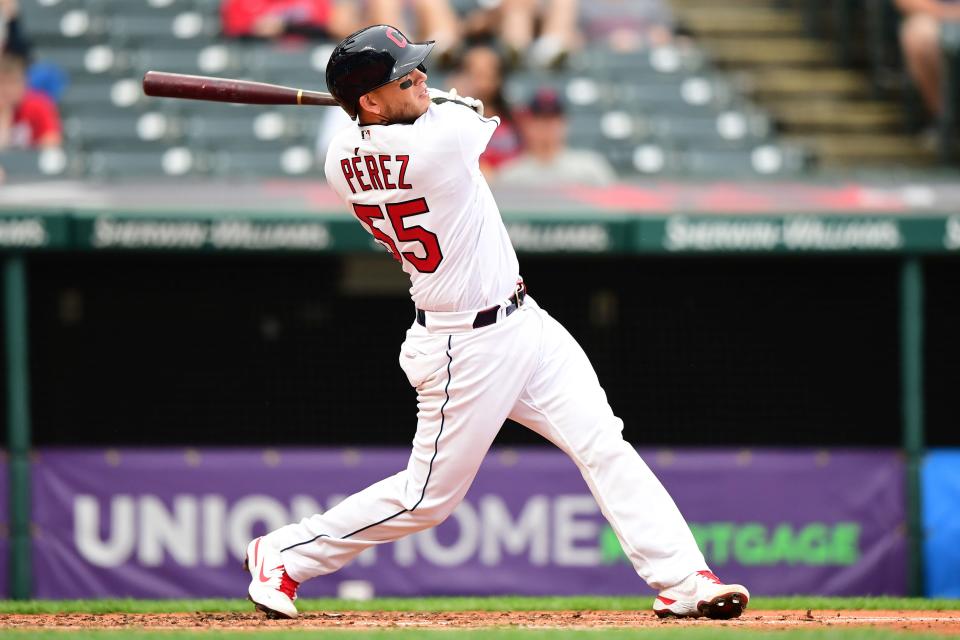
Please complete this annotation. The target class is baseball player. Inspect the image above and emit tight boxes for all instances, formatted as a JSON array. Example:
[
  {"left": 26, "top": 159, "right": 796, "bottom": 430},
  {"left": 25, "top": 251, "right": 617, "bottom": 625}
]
[{"left": 245, "top": 24, "right": 749, "bottom": 620}]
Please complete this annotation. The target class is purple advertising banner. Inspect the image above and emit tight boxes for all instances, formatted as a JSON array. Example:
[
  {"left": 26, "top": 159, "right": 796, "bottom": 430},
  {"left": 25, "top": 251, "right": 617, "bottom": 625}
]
[{"left": 32, "top": 448, "right": 906, "bottom": 599}]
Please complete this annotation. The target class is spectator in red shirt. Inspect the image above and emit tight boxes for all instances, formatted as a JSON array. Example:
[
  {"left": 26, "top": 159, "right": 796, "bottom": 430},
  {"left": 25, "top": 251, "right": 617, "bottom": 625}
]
[
  {"left": 0, "top": 51, "right": 62, "bottom": 150},
  {"left": 221, "top": 0, "right": 355, "bottom": 40}
]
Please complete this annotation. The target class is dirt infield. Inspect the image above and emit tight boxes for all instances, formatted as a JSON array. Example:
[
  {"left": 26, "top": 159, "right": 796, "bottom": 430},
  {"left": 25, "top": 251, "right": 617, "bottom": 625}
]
[{"left": 2, "top": 610, "right": 959, "bottom": 633}]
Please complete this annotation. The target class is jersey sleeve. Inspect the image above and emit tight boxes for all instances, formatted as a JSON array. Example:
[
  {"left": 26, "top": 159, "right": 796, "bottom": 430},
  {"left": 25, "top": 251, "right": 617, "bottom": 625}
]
[{"left": 430, "top": 102, "right": 499, "bottom": 163}]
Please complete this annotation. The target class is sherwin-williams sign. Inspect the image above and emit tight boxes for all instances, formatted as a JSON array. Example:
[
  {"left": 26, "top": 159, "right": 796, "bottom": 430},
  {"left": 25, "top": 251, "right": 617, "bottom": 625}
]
[{"left": 31, "top": 448, "right": 906, "bottom": 598}]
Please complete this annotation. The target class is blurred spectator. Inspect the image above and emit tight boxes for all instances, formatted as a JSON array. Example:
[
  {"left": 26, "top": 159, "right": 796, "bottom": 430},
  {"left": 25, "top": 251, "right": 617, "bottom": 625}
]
[
  {"left": 499, "top": 87, "right": 615, "bottom": 186},
  {"left": 0, "top": 52, "right": 62, "bottom": 150},
  {"left": 221, "top": 0, "right": 357, "bottom": 40},
  {"left": 1, "top": 0, "right": 31, "bottom": 58},
  {"left": 581, "top": 0, "right": 675, "bottom": 52},
  {"left": 2, "top": 0, "right": 67, "bottom": 104},
  {"left": 366, "top": 0, "right": 461, "bottom": 64},
  {"left": 221, "top": 0, "right": 460, "bottom": 55},
  {"left": 461, "top": 0, "right": 578, "bottom": 68},
  {"left": 448, "top": 41, "right": 522, "bottom": 176},
  {"left": 504, "top": 0, "right": 579, "bottom": 67},
  {"left": 896, "top": 0, "right": 960, "bottom": 119}
]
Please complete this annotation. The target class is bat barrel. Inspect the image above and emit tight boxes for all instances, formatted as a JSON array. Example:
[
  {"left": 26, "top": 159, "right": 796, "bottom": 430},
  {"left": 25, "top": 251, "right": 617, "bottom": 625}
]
[
  {"left": 142, "top": 71, "right": 339, "bottom": 107},
  {"left": 143, "top": 71, "right": 298, "bottom": 105}
]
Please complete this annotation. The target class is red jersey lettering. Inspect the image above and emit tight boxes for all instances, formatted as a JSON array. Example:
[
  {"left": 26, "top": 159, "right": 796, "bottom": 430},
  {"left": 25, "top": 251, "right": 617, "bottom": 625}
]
[
  {"left": 364, "top": 156, "right": 384, "bottom": 190},
  {"left": 351, "top": 156, "right": 371, "bottom": 191},
  {"left": 340, "top": 158, "right": 357, "bottom": 194},
  {"left": 396, "top": 155, "right": 412, "bottom": 189},
  {"left": 378, "top": 154, "right": 396, "bottom": 189}
]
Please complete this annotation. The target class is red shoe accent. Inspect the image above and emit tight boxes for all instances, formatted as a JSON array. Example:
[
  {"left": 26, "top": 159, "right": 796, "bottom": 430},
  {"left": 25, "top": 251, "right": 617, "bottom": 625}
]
[
  {"left": 260, "top": 564, "right": 281, "bottom": 583},
  {"left": 280, "top": 570, "right": 300, "bottom": 600},
  {"left": 697, "top": 570, "right": 723, "bottom": 584},
  {"left": 656, "top": 596, "right": 676, "bottom": 605}
]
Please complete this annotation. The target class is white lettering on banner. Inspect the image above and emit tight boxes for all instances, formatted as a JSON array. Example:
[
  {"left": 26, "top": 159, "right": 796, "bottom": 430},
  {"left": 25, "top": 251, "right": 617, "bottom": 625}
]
[
  {"left": 666, "top": 217, "right": 904, "bottom": 252},
  {"left": 479, "top": 495, "right": 549, "bottom": 566},
  {"left": 416, "top": 503, "right": 481, "bottom": 566},
  {"left": 665, "top": 217, "right": 781, "bottom": 251},
  {"left": 394, "top": 535, "right": 416, "bottom": 567},
  {"left": 554, "top": 496, "right": 601, "bottom": 566},
  {"left": 71, "top": 493, "right": 608, "bottom": 569},
  {"left": 210, "top": 221, "right": 331, "bottom": 250},
  {"left": 202, "top": 496, "right": 227, "bottom": 565},
  {"left": 138, "top": 495, "right": 198, "bottom": 566},
  {"left": 506, "top": 223, "right": 610, "bottom": 252},
  {"left": 0, "top": 219, "right": 47, "bottom": 246},
  {"left": 75, "top": 495, "right": 135, "bottom": 568},
  {"left": 782, "top": 218, "right": 902, "bottom": 250},
  {"left": 945, "top": 216, "right": 960, "bottom": 250},
  {"left": 226, "top": 496, "right": 289, "bottom": 560},
  {"left": 92, "top": 218, "right": 208, "bottom": 248}
]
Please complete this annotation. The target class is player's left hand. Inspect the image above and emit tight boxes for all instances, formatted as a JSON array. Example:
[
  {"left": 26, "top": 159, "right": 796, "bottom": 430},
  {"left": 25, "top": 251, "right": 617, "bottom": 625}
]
[{"left": 428, "top": 87, "right": 484, "bottom": 117}]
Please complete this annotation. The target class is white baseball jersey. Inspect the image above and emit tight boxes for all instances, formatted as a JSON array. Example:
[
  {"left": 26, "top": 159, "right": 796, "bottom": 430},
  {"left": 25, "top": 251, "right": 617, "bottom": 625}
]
[
  {"left": 264, "top": 100, "right": 711, "bottom": 604},
  {"left": 324, "top": 102, "right": 520, "bottom": 312}
]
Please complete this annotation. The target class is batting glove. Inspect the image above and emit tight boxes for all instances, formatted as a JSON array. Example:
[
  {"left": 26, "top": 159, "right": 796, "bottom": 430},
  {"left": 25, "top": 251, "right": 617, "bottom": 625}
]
[{"left": 428, "top": 87, "right": 485, "bottom": 117}]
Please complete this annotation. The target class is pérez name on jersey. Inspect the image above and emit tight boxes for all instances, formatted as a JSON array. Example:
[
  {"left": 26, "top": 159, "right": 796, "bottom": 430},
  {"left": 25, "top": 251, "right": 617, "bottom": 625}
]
[{"left": 340, "top": 149, "right": 412, "bottom": 193}]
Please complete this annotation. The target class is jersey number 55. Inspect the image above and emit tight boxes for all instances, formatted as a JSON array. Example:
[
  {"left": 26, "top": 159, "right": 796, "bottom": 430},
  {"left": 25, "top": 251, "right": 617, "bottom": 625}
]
[{"left": 353, "top": 198, "right": 443, "bottom": 273}]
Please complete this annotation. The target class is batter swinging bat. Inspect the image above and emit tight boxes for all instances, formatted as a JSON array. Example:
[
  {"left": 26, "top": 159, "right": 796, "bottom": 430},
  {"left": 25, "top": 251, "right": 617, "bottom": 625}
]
[{"left": 142, "top": 71, "right": 339, "bottom": 107}]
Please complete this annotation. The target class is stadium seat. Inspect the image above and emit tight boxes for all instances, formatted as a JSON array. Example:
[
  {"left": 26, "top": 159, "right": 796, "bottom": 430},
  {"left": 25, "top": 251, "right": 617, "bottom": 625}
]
[
  {"left": 33, "top": 46, "right": 125, "bottom": 76},
  {"left": 86, "top": 147, "right": 206, "bottom": 177},
  {"left": 571, "top": 46, "right": 707, "bottom": 79},
  {"left": 244, "top": 44, "right": 334, "bottom": 85},
  {"left": 95, "top": 0, "right": 198, "bottom": 16},
  {"left": 109, "top": 13, "right": 217, "bottom": 47},
  {"left": 185, "top": 113, "right": 300, "bottom": 150},
  {"left": 606, "top": 142, "right": 681, "bottom": 175},
  {"left": 618, "top": 77, "right": 736, "bottom": 114},
  {"left": 62, "top": 77, "right": 167, "bottom": 112},
  {"left": 25, "top": 7, "right": 108, "bottom": 45},
  {"left": 66, "top": 112, "right": 184, "bottom": 149},
  {"left": 211, "top": 147, "right": 316, "bottom": 177},
  {"left": 681, "top": 145, "right": 808, "bottom": 177},
  {"left": 0, "top": 148, "right": 79, "bottom": 180},
  {"left": 646, "top": 112, "right": 772, "bottom": 148}
]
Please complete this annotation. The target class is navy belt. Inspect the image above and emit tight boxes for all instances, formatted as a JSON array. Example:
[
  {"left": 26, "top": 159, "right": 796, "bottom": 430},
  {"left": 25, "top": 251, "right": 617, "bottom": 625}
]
[{"left": 417, "top": 283, "right": 527, "bottom": 329}]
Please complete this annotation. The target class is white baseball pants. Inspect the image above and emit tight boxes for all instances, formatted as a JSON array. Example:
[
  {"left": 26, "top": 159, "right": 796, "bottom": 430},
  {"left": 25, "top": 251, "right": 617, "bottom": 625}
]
[{"left": 266, "top": 297, "right": 707, "bottom": 590}]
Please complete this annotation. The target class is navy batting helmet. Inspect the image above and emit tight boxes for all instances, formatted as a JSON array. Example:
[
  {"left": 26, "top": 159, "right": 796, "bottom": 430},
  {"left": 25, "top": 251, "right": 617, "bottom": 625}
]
[{"left": 326, "top": 25, "right": 435, "bottom": 120}]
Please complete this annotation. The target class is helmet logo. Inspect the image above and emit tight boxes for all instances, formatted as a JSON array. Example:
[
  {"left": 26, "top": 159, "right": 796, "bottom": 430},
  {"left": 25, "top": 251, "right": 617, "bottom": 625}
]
[{"left": 386, "top": 28, "right": 407, "bottom": 48}]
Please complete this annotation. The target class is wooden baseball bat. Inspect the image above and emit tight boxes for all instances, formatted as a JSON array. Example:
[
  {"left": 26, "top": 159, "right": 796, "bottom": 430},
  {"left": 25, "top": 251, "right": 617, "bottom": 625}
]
[{"left": 142, "top": 71, "right": 338, "bottom": 107}]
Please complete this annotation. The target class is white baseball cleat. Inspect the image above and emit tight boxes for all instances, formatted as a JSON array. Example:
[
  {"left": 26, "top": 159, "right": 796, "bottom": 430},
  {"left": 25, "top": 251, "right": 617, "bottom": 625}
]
[
  {"left": 244, "top": 536, "right": 300, "bottom": 619},
  {"left": 653, "top": 570, "right": 749, "bottom": 620}
]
